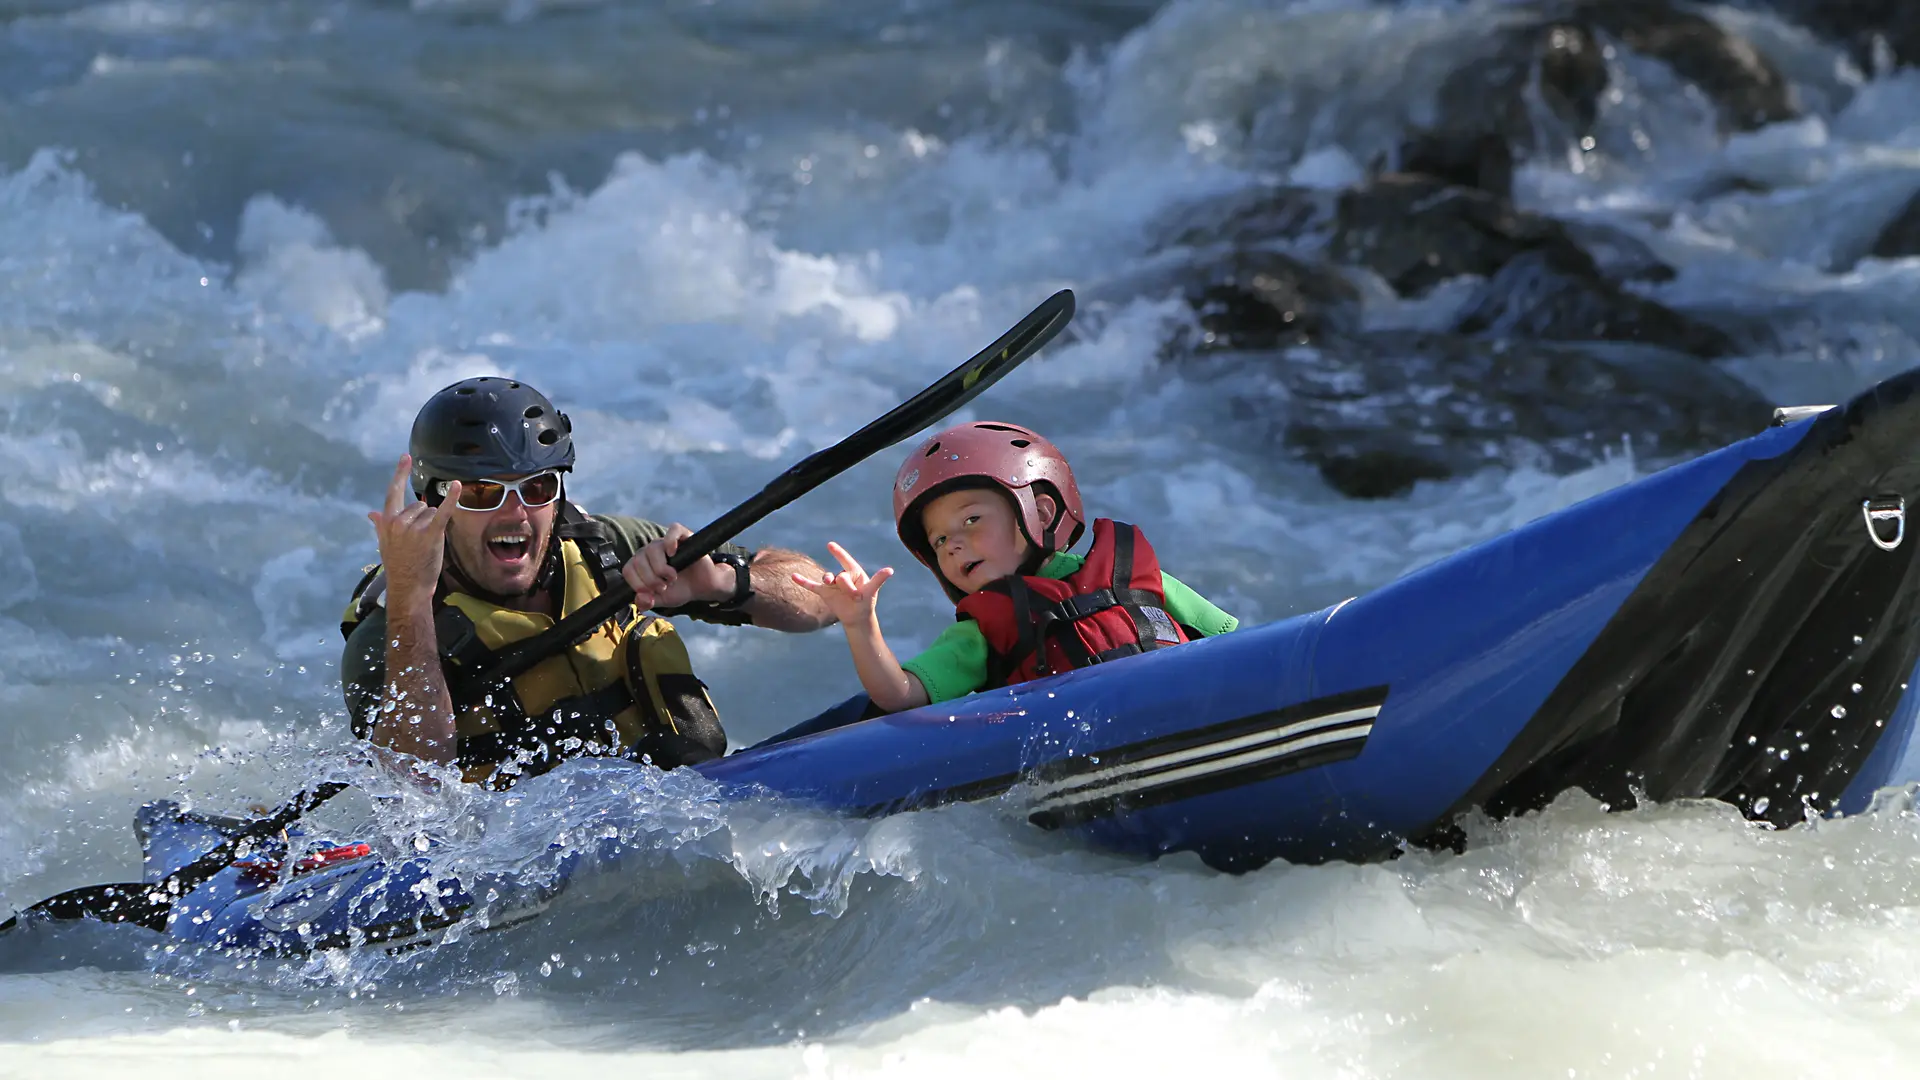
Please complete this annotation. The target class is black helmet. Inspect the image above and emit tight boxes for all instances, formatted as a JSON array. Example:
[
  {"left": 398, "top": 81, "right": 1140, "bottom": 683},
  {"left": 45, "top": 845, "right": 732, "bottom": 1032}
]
[{"left": 409, "top": 377, "right": 575, "bottom": 499}]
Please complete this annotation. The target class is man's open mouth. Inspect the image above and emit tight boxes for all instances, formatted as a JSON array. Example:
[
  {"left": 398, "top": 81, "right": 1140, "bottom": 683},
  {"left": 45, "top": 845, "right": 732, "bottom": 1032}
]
[{"left": 487, "top": 534, "right": 532, "bottom": 564}]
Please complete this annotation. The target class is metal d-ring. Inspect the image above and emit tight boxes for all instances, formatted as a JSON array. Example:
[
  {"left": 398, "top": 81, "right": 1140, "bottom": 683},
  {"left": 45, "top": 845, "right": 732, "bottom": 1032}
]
[{"left": 1863, "top": 495, "right": 1906, "bottom": 551}]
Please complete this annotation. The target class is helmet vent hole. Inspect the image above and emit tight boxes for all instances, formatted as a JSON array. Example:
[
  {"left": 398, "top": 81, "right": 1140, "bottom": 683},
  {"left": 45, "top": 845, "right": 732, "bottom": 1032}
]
[
  {"left": 453, "top": 442, "right": 483, "bottom": 455},
  {"left": 923, "top": 441, "right": 941, "bottom": 457},
  {"left": 508, "top": 382, "right": 522, "bottom": 389},
  {"left": 458, "top": 417, "right": 483, "bottom": 427},
  {"left": 524, "top": 406, "right": 544, "bottom": 419},
  {"left": 1010, "top": 439, "right": 1031, "bottom": 448},
  {"left": 538, "top": 430, "right": 560, "bottom": 445},
  {"left": 455, "top": 387, "right": 475, "bottom": 395},
  {"left": 977, "top": 423, "right": 1020, "bottom": 432}
]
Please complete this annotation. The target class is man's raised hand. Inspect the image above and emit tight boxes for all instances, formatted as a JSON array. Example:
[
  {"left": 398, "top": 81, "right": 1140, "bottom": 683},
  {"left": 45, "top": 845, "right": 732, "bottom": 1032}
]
[{"left": 368, "top": 454, "right": 458, "bottom": 610}]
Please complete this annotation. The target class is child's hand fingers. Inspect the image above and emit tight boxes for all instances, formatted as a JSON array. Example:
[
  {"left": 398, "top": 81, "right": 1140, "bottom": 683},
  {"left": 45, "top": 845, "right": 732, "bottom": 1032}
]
[
  {"left": 825, "top": 541, "right": 867, "bottom": 579},
  {"left": 861, "top": 567, "right": 894, "bottom": 597},
  {"left": 790, "top": 571, "right": 825, "bottom": 592}
]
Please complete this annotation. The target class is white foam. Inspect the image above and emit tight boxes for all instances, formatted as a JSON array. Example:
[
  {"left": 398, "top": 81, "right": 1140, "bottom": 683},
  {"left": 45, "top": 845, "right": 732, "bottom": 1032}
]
[
  {"left": 234, "top": 196, "right": 389, "bottom": 340},
  {"left": 444, "top": 153, "right": 908, "bottom": 343}
]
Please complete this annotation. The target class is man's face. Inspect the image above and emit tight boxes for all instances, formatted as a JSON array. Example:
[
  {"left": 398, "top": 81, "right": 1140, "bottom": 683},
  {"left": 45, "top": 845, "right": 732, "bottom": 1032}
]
[{"left": 442, "top": 472, "right": 560, "bottom": 598}]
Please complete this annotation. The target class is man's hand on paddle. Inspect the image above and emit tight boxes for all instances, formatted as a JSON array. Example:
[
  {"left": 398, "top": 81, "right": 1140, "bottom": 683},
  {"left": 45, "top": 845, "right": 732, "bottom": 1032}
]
[
  {"left": 623, "top": 523, "right": 736, "bottom": 611},
  {"left": 791, "top": 542, "right": 893, "bottom": 626},
  {"left": 368, "top": 455, "right": 458, "bottom": 611}
]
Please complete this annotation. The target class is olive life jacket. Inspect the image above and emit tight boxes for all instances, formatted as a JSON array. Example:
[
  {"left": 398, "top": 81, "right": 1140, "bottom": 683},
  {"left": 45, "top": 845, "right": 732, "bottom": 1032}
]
[
  {"left": 953, "top": 519, "right": 1190, "bottom": 689},
  {"left": 341, "top": 503, "right": 724, "bottom": 788}
]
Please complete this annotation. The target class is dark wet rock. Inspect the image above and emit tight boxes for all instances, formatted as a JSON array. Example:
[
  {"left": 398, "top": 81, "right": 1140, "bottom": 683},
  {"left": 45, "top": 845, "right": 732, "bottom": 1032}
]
[
  {"left": 1413, "top": 21, "right": 1610, "bottom": 198},
  {"left": 1181, "top": 249, "right": 1363, "bottom": 352},
  {"left": 1329, "top": 175, "right": 1562, "bottom": 296},
  {"left": 1591, "top": 0, "right": 1798, "bottom": 130},
  {"left": 1870, "top": 189, "right": 1920, "bottom": 259},
  {"left": 1455, "top": 249, "right": 1736, "bottom": 356},
  {"left": 1148, "top": 174, "right": 1728, "bottom": 356},
  {"left": 1760, "top": 0, "right": 1920, "bottom": 71},
  {"left": 1329, "top": 175, "right": 1731, "bottom": 354},
  {"left": 1396, "top": 131, "right": 1518, "bottom": 201},
  {"left": 1556, "top": 219, "right": 1678, "bottom": 284},
  {"left": 1214, "top": 333, "right": 1773, "bottom": 498},
  {"left": 1408, "top": 0, "right": 1799, "bottom": 198},
  {"left": 1149, "top": 184, "right": 1335, "bottom": 255},
  {"left": 1136, "top": 187, "right": 1357, "bottom": 350}
]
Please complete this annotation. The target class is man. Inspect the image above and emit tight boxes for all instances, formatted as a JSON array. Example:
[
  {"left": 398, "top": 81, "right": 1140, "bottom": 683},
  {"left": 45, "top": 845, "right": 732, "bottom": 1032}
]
[{"left": 340, "top": 376, "right": 834, "bottom": 788}]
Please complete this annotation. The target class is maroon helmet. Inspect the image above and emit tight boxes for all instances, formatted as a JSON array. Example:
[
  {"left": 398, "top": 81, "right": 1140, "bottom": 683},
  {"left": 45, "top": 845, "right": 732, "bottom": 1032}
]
[{"left": 893, "top": 421, "right": 1086, "bottom": 598}]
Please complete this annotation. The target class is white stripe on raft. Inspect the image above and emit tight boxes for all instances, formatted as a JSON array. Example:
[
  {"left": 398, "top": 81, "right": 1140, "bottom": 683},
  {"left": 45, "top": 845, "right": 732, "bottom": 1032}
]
[
  {"left": 1025, "top": 705, "right": 1380, "bottom": 810},
  {"left": 1029, "top": 724, "right": 1375, "bottom": 815}
]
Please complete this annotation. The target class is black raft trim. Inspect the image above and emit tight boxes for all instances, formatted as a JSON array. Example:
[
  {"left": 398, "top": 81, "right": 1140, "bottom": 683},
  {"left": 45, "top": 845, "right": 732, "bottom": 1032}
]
[
  {"left": 1410, "top": 366, "right": 1920, "bottom": 844},
  {"left": 855, "top": 684, "right": 1388, "bottom": 824}
]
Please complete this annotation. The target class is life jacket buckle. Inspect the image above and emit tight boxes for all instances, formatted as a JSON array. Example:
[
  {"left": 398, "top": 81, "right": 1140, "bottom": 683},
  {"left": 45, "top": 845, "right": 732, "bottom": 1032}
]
[
  {"left": 1059, "top": 590, "right": 1116, "bottom": 620},
  {"left": 1864, "top": 495, "right": 1906, "bottom": 551}
]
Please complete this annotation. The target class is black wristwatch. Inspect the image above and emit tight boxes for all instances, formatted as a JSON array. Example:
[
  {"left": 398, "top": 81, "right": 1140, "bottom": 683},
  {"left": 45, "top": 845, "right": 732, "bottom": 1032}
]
[{"left": 711, "top": 551, "right": 754, "bottom": 610}]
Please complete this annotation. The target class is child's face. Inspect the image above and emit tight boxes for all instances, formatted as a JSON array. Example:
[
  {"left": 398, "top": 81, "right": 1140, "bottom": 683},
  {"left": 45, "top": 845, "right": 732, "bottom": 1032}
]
[{"left": 921, "top": 488, "right": 1030, "bottom": 594}]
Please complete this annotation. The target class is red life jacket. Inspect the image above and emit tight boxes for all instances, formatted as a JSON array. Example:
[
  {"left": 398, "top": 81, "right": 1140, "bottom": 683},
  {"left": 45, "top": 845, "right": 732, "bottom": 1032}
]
[{"left": 955, "top": 519, "right": 1190, "bottom": 689}]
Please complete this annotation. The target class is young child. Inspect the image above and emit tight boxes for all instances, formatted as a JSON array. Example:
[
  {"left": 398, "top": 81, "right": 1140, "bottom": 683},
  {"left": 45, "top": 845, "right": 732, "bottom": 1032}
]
[{"left": 793, "top": 421, "right": 1239, "bottom": 712}]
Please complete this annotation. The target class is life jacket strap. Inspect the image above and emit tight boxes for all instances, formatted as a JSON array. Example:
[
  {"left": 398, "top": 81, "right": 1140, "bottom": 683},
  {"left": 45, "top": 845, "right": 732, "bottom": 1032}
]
[
  {"left": 978, "top": 520, "right": 1184, "bottom": 680},
  {"left": 1048, "top": 586, "right": 1165, "bottom": 622},
  {"left": 1107, "top": 522, "right": 1159, "bottom": 656},
  {"left": 554, "top": 502, "right": 627, "bottom": 594}
]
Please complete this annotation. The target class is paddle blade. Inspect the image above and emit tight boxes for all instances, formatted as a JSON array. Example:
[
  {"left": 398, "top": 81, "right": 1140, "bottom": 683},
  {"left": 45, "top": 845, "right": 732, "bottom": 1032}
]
[
  {"left": 0, "top": 781, "right": 348, "bottom": 936},
  {"left": 2, "top": 881, "right": 171, "bottom": 935},
  {"left": 694, "top": 289, "right": 1078, "bottom": 546},
  {"left": 784, "top": 288, "right": 1077, "bottom": 489}
]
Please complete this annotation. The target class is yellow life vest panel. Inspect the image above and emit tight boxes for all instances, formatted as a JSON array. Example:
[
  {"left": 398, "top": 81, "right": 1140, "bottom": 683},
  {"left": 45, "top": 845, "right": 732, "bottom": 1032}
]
[{"left": 341, "top": 514, "right": 725, "bottom": 788}]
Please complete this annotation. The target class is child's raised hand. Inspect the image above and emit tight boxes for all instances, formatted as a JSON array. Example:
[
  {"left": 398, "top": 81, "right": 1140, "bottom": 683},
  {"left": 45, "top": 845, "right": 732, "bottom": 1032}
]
[{"left": 791, "top": 541, "right": 895, "bottom": 624}]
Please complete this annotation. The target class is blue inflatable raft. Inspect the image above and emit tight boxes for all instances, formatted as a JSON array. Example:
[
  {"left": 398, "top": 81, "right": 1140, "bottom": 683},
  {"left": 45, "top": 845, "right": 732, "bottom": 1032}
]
[{"left": 116, "top": 365, "right": 1920, "bottom": 955}]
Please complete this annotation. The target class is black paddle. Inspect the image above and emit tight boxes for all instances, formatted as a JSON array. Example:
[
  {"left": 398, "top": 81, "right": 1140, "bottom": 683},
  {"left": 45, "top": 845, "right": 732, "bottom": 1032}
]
[{"left": 0, "top": 288, "right": 1076, "bottom": 936}]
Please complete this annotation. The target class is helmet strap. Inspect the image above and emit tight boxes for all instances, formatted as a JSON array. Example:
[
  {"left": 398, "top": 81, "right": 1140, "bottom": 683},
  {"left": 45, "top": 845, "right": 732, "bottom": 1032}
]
[
  {"left": 1034, "top": 489, "right": 1062, "bottom": 555},
  {"left": 1017, "top": 545, "right": 1048, "bottom": 577}
]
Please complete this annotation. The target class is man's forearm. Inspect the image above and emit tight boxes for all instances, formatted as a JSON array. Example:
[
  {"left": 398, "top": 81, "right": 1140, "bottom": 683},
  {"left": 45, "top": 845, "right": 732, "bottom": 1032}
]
[
  {"left": 743, "top": 547, "right": 837, "bottom": 632},
  {"left": 371, "top": 602, "right": 458, "bottom": 764}
]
